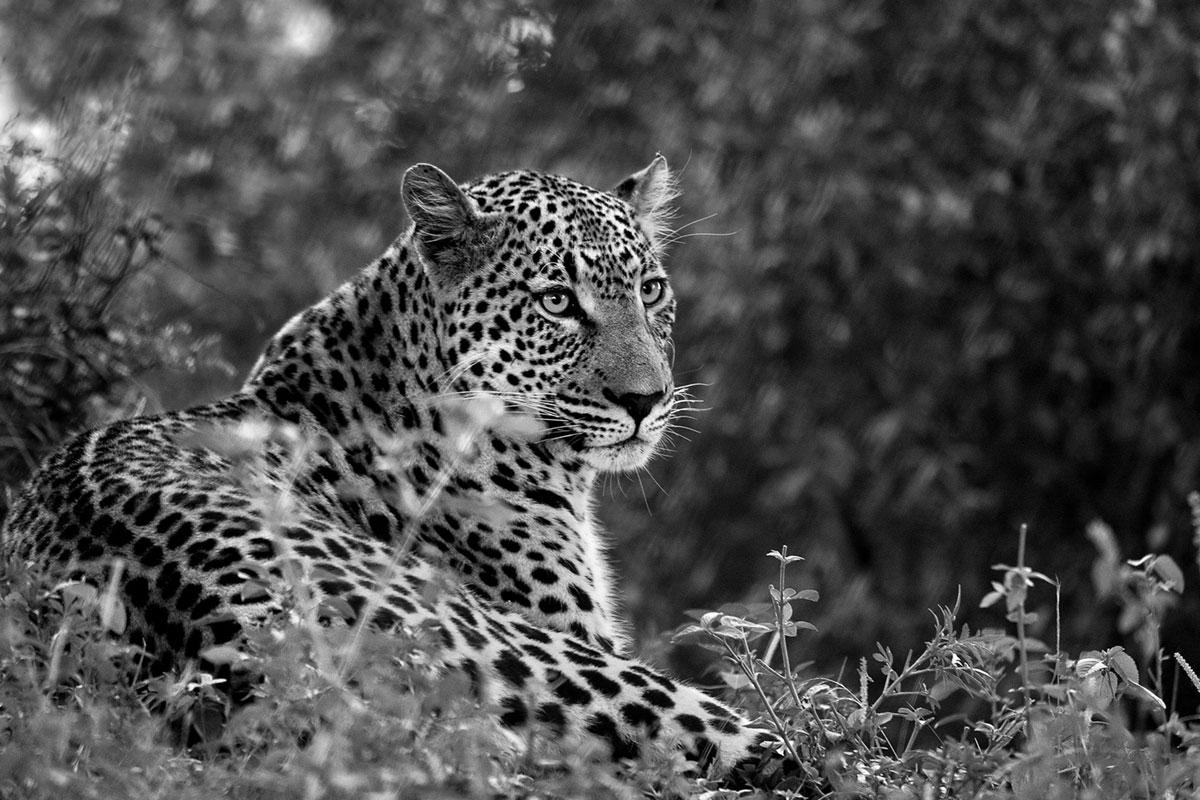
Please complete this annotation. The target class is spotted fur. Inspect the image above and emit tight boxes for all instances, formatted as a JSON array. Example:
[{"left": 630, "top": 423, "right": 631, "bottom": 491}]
[{"left": 2, "top": 158, "right": 762, "bottom": 771}]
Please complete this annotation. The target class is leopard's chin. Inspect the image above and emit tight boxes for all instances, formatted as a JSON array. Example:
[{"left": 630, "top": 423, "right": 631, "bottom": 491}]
[
  {"left": 576, "top": 436, "right": 659, "bottom": 473},
  {"left": 540, "top": 432, "right": 658, "bottom": 472}
]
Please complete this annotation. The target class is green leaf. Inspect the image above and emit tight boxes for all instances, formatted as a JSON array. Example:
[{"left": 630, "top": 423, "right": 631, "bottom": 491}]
[
  {"left": 929, "top": 680, "right": 958, "bottom": 702},
  {"left": 1079, "top": 667, "right": 1119, "bottom": 711},
  {"left": 895, "top": 706, "right": 931, "bottom": 723},
  {"left": 1106, "top": 648, "right": 1138, "bottom": 684},
  {"left": 1150, "top": 555, "right": 1185, "bottom": 592},
  {"left": 766, "top": 549, "right": 804, "bottom": 565},
  {"left": 238, "top": 581, "right": 270, "bottom": 603},
  {"left": 98, "top": 592, "right": 127, "bottom": 635},
  {"left": 1075, "top": 655, "right": 1104, "bottom": 678},
  {"left": 1126, "top": 679, "right": 1167, "bottom": 711},
  {"left": 200, "top": 645, "right": 245, "bottom": 665},
  {"left": 57, "top": 581, "right": 98, "bottom": 610},
  {"left": 319, "top": 595, "right": 357, "bottom": 621}
]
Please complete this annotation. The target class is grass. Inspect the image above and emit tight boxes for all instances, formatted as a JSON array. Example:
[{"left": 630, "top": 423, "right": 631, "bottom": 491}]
[
  {"left": 3, "top": 511, "right": 1199, "bottom": 798},
  {"left": 0, "top": 553, "right": 702, "bottom": 800}
]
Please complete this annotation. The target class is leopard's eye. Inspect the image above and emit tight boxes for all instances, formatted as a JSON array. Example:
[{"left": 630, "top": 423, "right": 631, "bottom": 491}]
[
  {"left": 538, "top": 288, "right": 579, "bottom": 317},
  {"left": 640, "top": 278, "right": 667, "bottom": 307}
]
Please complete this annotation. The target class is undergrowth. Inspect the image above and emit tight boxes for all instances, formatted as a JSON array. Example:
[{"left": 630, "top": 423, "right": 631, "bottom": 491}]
[
  {"left": 674, "top": 518, "right": 1200, "bottom": 798},
  {"left": 0, "top": 552, "right": 695, "bottom": 799},
  {"left": 4, "top": 506, "right": 1200, "bottom": 798}
]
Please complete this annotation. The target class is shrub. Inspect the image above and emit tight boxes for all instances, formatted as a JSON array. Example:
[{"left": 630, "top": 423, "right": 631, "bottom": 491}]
[{"left": 0, "top": 109, "right": 222, "bottom": 520}]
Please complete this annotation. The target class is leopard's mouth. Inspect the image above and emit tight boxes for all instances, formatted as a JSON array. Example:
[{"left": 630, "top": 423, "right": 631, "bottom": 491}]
[
  {"left": 553, "top": 425, "right": 657, "bottom": 450},
  {"left": 542, "top": 399, "right": 670, "bottom": 471}
]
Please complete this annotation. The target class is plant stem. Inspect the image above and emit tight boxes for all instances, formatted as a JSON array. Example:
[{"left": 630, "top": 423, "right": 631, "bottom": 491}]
[
  {"left": 1016, "top": 524, "right": 1032, "bottom": 719},
  {"left": 723, "top": 637, "right": 802, "bottom": 765},
  {"left": 775, "top": 549, "right": 804, "bottom": 712},
  {"left": 870, "top": 650, "right": 933, "bottom": 713}
]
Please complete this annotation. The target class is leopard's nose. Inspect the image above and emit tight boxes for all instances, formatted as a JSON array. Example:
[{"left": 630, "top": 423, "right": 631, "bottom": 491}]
[{"left": 602, "top": 387, "right": 667, "bottom": 425}]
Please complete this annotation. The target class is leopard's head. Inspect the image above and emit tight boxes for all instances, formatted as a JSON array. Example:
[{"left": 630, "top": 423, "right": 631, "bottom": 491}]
[{"left": 401, "top": 158, "right": 679, "bottom": 472}]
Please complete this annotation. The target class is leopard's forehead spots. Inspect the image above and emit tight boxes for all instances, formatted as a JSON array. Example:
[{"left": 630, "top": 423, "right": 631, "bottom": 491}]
[{"left": 467, "top": 170, "right": 658, "bottom": 297}]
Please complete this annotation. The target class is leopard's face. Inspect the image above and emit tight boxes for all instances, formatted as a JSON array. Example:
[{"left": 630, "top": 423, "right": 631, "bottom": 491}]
[
  {"left": 407, "top": 166, "right": 677, "bottom": 473},
  {"left": 520, "top": 236, "right": 676, "bottom": 474}
]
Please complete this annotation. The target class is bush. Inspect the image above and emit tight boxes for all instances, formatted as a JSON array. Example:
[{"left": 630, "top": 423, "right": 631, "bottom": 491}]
[
  {"left": 0, "top": 112, "right": 222, "bottom": 519},
  {"left": 679, "top": 539, "right": 1200, "bottom": 797}
]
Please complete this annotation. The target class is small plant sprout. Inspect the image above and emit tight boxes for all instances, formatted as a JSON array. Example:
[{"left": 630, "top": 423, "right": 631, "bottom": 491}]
[
  {"left": 766, "top": 545, "right": 819, "bottom": 709},
  {"left": 673, "top": 546, "right": 819, "bottom": 766},
  {"left": 1086, "top": 517, "right": 1186, "bottom": 689},
  {"left": 981, "top": 524, "right": 1057, "bottom": 712}
]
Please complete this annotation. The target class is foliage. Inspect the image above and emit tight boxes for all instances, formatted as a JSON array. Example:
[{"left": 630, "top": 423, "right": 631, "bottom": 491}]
[
  {"left": 6, "top": 535, "right": 1200, "bottom": 797},
  {"left": 0, "top": 117, "right": 223, "bottom": 519},
  {"left": 0, "top": 554, "right": 700, "bottom": 799},
  {"left": 676, "top": 544, "right": 1200, "bottom": 798}
]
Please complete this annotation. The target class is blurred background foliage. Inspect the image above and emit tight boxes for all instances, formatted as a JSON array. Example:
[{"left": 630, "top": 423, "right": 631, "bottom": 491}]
[{"left": 2, "top": 0, "right": 1199, "bottom": 690}]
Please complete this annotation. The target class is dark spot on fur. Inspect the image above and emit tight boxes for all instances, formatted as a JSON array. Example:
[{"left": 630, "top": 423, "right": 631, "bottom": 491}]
[
  {"left": 208, "top": 616, "right": 241, "bottom": 644},
  {"left": 536, "top": 702, "right": 566, "bottom": 733},
  {"left": 125, "top": 575, "right": 150, "bottom": 606},
  {"left": 499, "top": 695, "right": 528, "bottom": 727},
  {"left": 524, "top": 487, "right": 571, "bottom": 513},
  {"left": 567, "top": 584, "right": 594, "bottom": 612},
  {"left": 642, "top": 688, "right": 674, "bottom": 709},
  {"left": 585, "top": 713, "right": 639, "bottom": 761},
  {"left": 176, "top": 583, "right": 203, "bottom": 611},
  {"left": 619, "top": 669, "right": 647, "bottom": 688},
  {"left": 621, "top": 702, "right": 660, "bottom": 731},
  {"left": 551, "top": 674, "right": 592, "bottom": 706},
  {"left": 495, "top": 648, "right": 533, "bottom": 688},
  {"left": 579, "top": 669, "right": 621, "bottom": 698},
  {"left": 538, "top": 595, "right": 568, "bottom": 615}
]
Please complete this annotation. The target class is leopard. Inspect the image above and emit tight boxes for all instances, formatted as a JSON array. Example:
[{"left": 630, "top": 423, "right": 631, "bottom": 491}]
[{"left": 1, "top": 157, "right": 764, "bottom": 773}]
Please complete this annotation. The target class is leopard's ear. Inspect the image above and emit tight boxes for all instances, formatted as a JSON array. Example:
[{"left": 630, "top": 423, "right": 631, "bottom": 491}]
[
  {"left": 612, "top": 155, "right": 677, "bottom": 253},
  {"left": 402, "top": 163, "right": 498, "bottom": 286}
]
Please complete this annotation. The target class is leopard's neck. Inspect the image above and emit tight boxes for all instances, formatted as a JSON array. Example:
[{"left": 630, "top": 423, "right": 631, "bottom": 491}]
[
  {"left": 240, "top": 239, "right": 621, "bottom": 648},
  {"left": 245, "top": 239, "right": 445, "bottom": 434}
]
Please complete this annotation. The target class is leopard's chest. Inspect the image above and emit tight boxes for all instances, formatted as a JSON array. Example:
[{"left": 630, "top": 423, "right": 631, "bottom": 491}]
[
  {"left": 280, "top": 397, "right": 622, "bottom": 650},
  {"left": 399, "top": 447, "right": 623, "bottom": 651}
]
